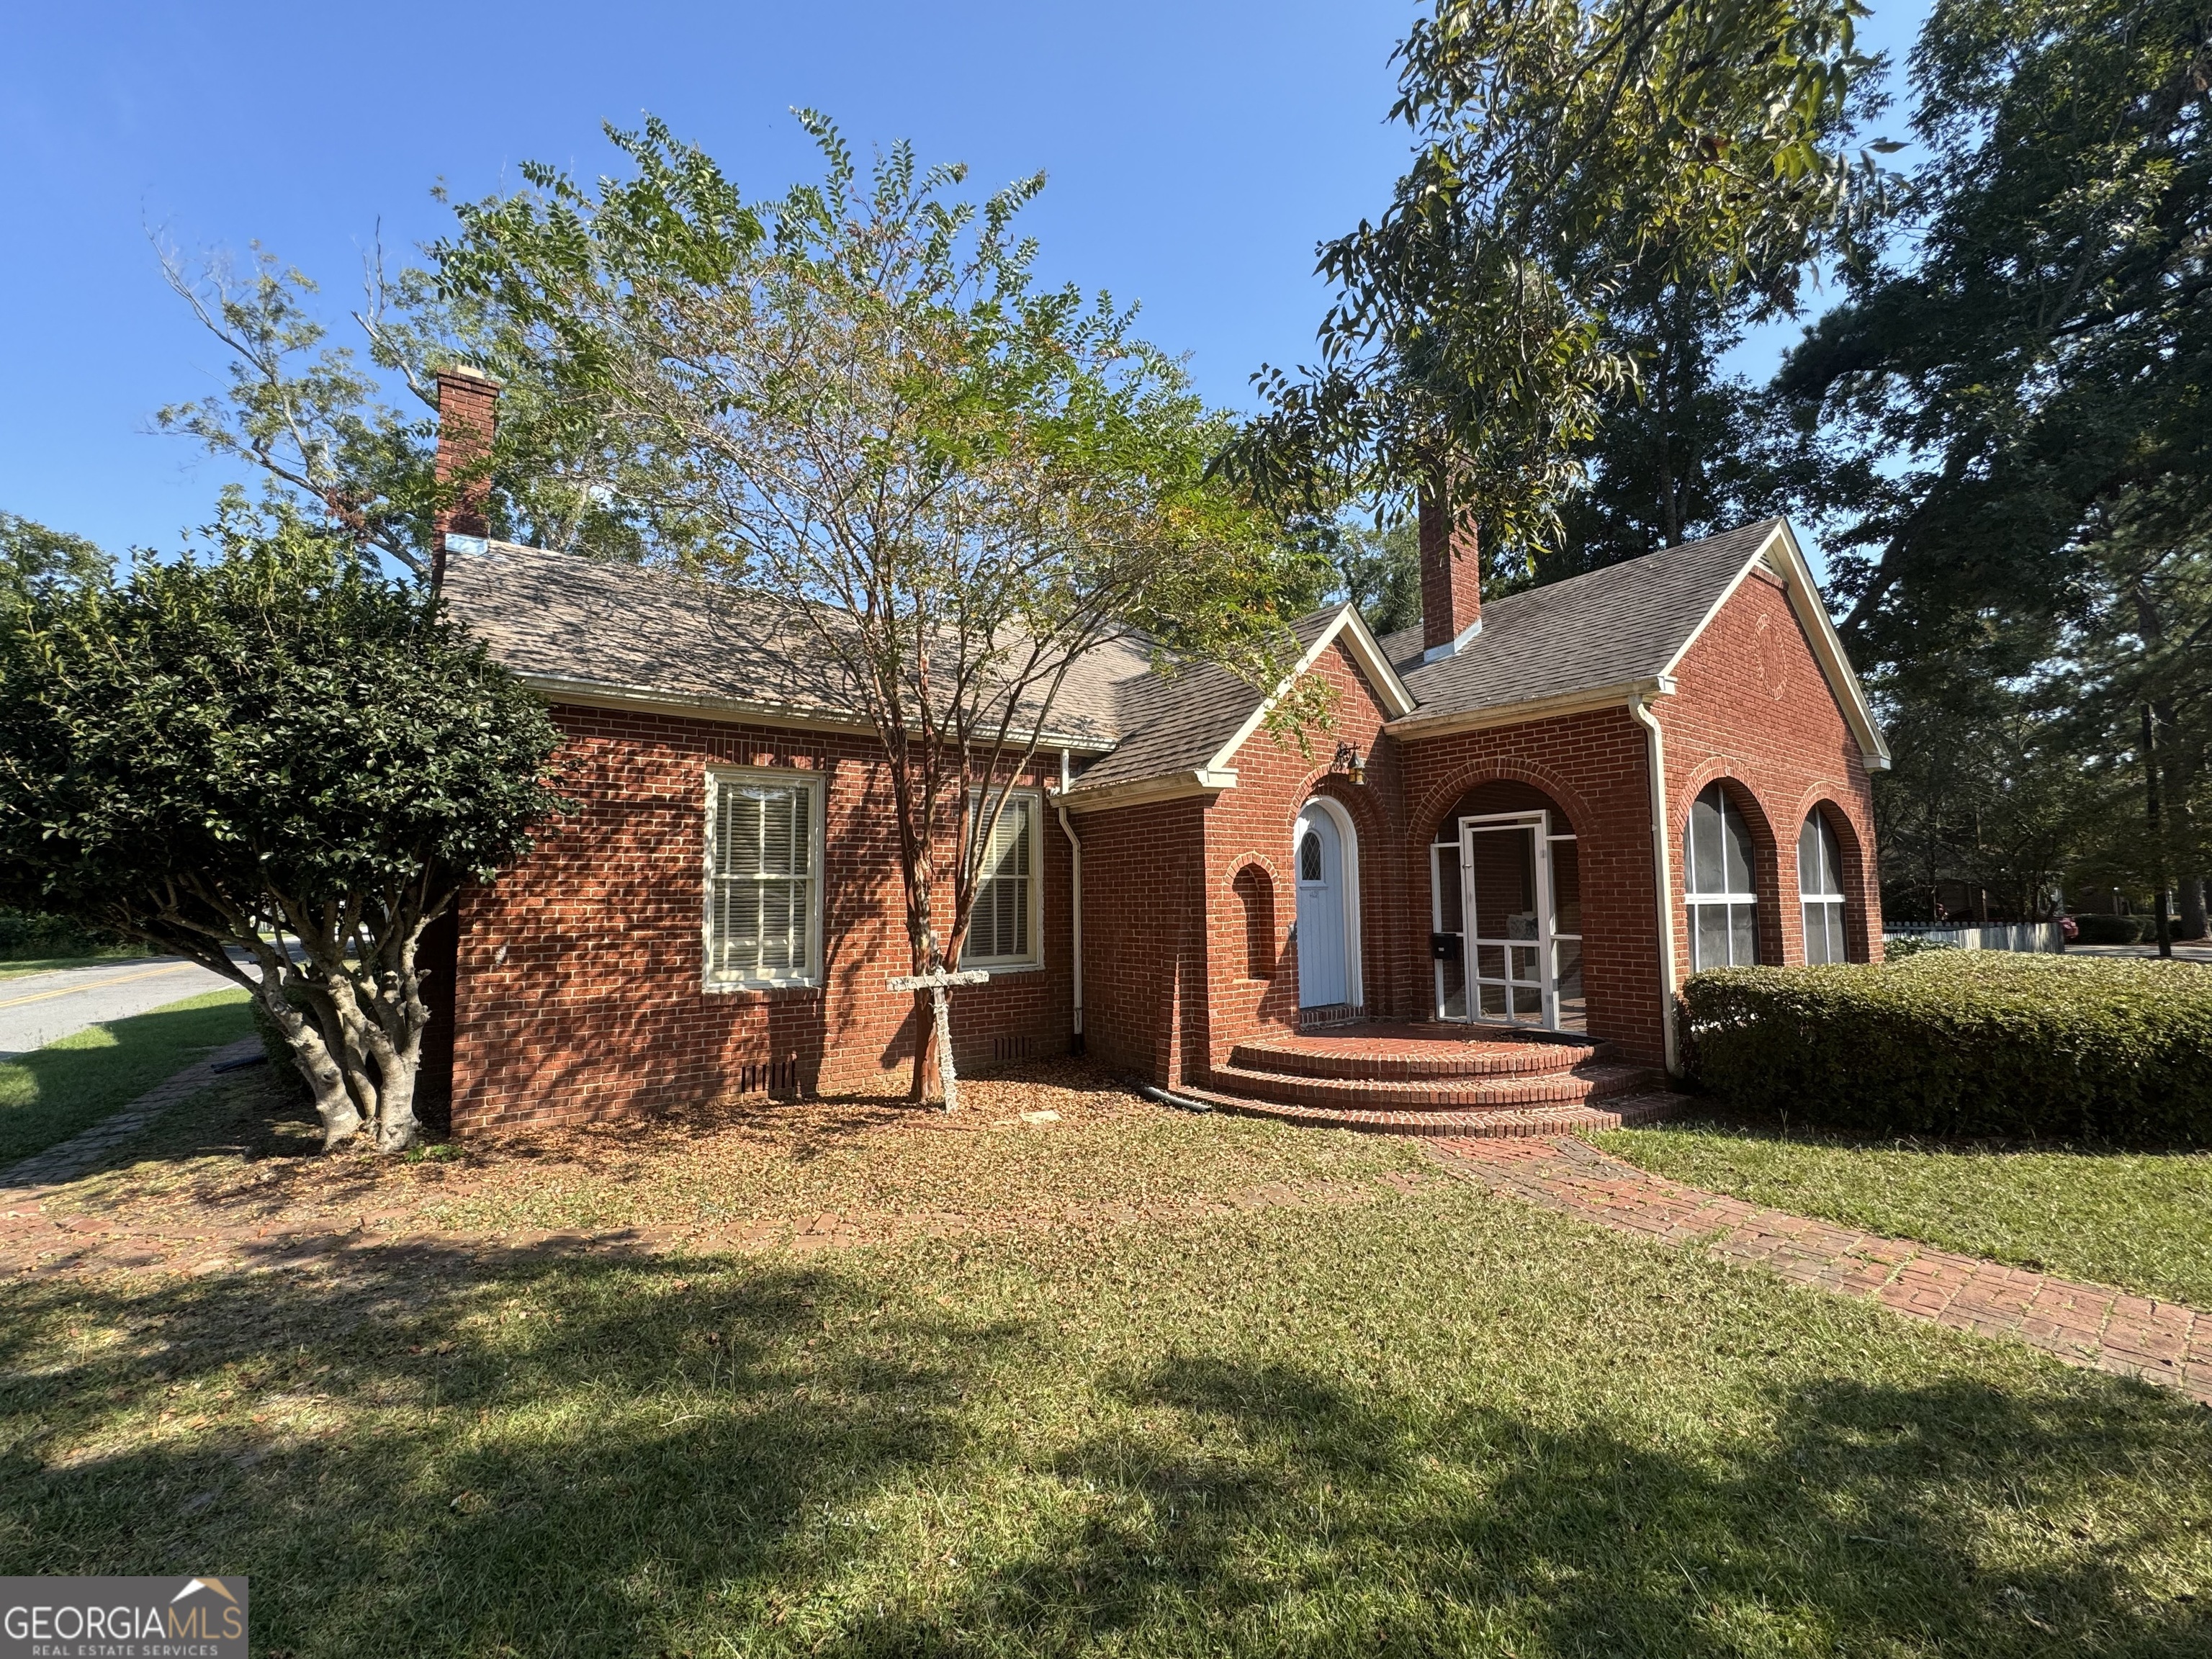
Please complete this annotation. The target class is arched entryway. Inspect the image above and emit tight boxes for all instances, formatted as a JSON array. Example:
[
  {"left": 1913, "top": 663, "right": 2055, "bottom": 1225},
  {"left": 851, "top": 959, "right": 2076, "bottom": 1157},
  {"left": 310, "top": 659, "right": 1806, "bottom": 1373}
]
[
  {"left": 1294, "top": 798, "right": 1362, "bottom": 1012},
  {"left": 1428, "top": 780, "right": 1584, "bottom": 1032}
]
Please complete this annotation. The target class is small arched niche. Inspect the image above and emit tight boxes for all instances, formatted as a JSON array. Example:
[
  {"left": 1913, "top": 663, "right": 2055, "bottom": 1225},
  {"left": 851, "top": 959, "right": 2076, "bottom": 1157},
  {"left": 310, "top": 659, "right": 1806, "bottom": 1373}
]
[{"left": 1233, "top": 863, "right": 1277, "bottom": 980}]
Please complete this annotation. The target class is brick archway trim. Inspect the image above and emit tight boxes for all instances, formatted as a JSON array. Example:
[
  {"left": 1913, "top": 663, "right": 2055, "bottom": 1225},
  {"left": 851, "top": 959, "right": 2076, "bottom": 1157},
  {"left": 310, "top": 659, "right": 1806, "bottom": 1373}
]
[{"left": 1408, "top": 756, "right": 1601, "bottom": 846}]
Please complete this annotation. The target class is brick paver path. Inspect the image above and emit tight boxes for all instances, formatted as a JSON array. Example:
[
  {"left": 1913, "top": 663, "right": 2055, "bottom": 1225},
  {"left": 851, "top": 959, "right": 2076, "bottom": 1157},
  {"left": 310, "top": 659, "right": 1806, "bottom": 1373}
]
[
  {"left": 0, "top": 1037, "right": 261, "bottom": 1192},
  {"left": 1431, "top": 1133, "right": 2212, "bottom": 1406}
]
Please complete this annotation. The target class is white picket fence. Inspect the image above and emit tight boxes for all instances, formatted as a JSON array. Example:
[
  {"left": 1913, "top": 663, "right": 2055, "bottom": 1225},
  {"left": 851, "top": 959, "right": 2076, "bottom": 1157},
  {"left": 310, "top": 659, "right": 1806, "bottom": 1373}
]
[{"left": 1882, "top": 922, "right": 2066, "bottom": 954}]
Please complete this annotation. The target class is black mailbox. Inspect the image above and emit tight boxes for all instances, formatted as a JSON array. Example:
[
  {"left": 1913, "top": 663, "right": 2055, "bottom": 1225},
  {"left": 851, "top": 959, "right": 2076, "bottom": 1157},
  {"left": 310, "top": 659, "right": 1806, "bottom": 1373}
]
[{"left": 1430, "top": 932, "right": 1462, "bottom": 961}]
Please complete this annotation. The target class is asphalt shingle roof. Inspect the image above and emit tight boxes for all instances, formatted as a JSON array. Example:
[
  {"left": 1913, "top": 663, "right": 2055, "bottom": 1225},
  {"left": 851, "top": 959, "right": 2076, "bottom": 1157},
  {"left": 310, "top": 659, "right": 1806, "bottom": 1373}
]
[
  {"left": 1062, "top": 607, "right": 1346, "bottom": 796},
  {"left": 444, "top": 520, "right": 1792, "bottom": 784},
  {"left": 441, "top": 541, "right": 1157, "bottom": 750},
  {"left": 1377, "top": 518, "right": 1783, "bottom": 721}
]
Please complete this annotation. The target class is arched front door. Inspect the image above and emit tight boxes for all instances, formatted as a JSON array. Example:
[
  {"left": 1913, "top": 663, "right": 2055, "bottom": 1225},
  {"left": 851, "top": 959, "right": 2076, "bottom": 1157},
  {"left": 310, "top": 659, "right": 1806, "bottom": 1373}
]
[{"left": 1295, "top": 800, "right": 1359, "bottom": 1010}]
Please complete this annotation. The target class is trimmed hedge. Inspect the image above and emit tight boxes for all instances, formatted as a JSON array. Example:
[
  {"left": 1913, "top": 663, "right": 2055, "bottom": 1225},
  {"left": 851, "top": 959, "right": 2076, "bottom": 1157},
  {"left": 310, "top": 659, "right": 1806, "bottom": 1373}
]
[{"left": 1683, "top": 953, "right": 2212, "bottom": 1144}]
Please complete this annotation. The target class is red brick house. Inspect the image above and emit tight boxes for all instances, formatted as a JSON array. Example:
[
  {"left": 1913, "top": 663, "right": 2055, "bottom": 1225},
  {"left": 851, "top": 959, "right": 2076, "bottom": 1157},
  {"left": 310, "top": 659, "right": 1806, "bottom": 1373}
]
[{"left": 422, "top": 390, "right": 1888, "bottom": 1135}]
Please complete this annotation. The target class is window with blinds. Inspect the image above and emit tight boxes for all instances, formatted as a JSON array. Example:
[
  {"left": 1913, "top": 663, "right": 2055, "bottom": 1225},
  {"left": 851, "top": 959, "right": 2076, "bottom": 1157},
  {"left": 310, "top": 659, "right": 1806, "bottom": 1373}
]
[
  {"left": 1686, "top": 782, "right": 1761, "bottom": 972},
  {"left": 1799, "top": 811, "right": 1848, "bottom": 963},
  {"left": 963, "top": 789, "right": 1039, "bottom": 966},
  {"left": 706, "top": 771, "right": 820, "bottom": 986}
]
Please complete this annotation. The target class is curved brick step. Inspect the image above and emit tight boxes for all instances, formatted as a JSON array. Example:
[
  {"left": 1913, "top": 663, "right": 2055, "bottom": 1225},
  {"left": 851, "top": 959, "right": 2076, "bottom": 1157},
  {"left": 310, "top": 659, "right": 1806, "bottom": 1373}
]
[
  {"left": 1229, "top": 1030, "right": 1602, "bottom": 1081},
  {"left": 1176, "top": 1084, "right": 1690, "bottom": 1138},
  {"left": 1205, "top": 1059, "right": 1660, "bottom": 1113}
]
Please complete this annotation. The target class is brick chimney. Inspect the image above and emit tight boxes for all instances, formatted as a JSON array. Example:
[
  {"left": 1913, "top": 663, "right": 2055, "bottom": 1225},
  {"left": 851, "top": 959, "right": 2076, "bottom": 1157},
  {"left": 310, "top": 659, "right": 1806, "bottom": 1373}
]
[
  {"left": 1419, "top": 477, "right": 1481, "bottom": 658},
  {"left": 431, "top": 365, "right": 500, "bottom": 588}
]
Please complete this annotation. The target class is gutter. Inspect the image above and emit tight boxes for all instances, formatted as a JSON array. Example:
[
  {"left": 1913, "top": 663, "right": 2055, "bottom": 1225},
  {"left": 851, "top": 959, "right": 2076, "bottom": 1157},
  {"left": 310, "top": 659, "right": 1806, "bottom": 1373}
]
[
  {"left": 1627, "top": 694, "right": 1682, "bottom": 1077},
  {"left": 1054, "top": 749, "right": 1086, "bottom": 1056}
]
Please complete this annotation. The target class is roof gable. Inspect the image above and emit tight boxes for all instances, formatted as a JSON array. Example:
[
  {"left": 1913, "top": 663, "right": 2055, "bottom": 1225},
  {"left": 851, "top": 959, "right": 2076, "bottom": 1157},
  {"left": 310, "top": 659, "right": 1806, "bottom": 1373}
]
[
  {"left": 1059, "top": 603, "right": 1415, "bottom": 809},
  {"left": 1382, "top": 518, "right": 1888, "bottom": 770}
]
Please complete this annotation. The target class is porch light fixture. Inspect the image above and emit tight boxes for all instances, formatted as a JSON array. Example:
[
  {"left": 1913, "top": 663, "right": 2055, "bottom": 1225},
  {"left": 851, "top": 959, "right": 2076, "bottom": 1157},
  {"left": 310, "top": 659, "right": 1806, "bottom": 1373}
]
[{"left": 1332, "top": 742, "right": 1367, "bottom": 786}]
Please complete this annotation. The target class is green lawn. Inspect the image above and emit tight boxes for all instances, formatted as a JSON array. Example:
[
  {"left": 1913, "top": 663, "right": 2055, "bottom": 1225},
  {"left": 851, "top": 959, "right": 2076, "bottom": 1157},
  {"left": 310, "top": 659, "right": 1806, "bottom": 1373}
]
[
  {"left": 4, "top": 1166, "right": 2208, "bottom": 1655},
  {"left": 0, "top": 988, "right": 252, "bottom": 1164},
  {"left": 1599, "top": 1117, "right": 2212, "bottom": 1308}
]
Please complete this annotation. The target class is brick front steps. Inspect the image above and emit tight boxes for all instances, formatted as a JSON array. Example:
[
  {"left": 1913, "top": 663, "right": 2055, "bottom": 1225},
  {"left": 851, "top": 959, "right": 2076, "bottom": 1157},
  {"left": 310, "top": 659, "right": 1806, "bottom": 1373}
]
[
  {"left": 1176, "top": 1084, "right": 1690, "bottom": 1139},
  {"left": 1195, "top": 1021, "right": 1686, "bottom": 1138}
]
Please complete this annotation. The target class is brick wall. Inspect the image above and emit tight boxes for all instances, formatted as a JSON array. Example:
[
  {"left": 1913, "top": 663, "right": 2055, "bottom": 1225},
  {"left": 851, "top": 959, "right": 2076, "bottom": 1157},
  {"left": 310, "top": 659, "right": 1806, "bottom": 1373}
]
[
  {"left": 1072, "top": 794, "right": 1208, "bottom": 1082},
  {"left": 1196, "top": 635, "right": 1411, "bottom": 1079},
  {"left": 1657, "top": 567, "right": 1884, "bottom": 977},
  {"left": 1400, "top": 705, "right": 1668, "bottom": 1063},
  {"left": 445, "top": 703, "right": 1074, "bottom": 1130}
]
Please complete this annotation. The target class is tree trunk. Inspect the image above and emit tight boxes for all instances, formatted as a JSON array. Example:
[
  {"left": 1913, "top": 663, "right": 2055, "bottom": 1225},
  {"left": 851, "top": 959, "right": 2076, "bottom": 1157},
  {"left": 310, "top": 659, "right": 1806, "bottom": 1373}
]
[
  {"left": 2181, "top": 876, "right": 2208, "bottom": 943},
  {"left": 256, "top": 983, "right": 363, "bottom": 1150},
  {"left": 2145, "top": 704, "right": 2174, "bottom": 958}
]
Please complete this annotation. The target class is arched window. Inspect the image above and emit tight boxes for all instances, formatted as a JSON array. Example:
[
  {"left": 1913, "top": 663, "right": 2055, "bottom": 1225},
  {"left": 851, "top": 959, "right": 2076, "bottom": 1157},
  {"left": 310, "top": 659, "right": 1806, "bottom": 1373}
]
[
  {"left": 1799, "top": 812, "right": 1848, "bottom": 963},
  {"left": 1686, "top": 783, "right": 1758, "bottom": 971}
]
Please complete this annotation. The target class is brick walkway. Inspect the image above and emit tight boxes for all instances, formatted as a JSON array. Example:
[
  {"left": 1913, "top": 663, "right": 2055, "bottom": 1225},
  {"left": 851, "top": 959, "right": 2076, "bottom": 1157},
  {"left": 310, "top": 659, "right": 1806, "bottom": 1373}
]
[
  {"left": 0, "top": 1037, "right": 261, "bottom": 1193},
  {"left": 1430, "top": 1133, "right": 2212, "bottom": 1406}
]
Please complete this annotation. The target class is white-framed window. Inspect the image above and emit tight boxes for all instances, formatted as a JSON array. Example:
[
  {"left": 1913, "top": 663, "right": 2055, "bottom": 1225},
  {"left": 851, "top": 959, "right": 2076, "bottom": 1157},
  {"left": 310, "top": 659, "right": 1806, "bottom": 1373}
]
[
  {"left": 1799, "top": 811, "right": 1849, "bottom": 963},
  {"left": 1686, "top": 782, "right": 1761, "bottom": 972},
  {"left": 704, "top": 767, "right": 823, "bottom": 989},
  {"left": 962, "top": 788, "right": 1043, "bottom": 968}
]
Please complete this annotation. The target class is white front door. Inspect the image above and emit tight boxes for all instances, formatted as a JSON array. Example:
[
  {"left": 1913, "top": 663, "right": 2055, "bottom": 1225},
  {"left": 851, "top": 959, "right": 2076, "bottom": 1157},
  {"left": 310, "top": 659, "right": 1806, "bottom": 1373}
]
[{"left": 1295, "top": 803, "right": 1349, "bottom": 1007}]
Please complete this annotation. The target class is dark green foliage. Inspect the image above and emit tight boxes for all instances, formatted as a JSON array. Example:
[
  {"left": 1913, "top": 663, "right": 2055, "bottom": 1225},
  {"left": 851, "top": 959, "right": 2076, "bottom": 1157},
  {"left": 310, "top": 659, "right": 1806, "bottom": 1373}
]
[
  {"left": 2069, "top": 914, "right": 2149, "bottom": 946},
  {"left": 1684, "top": 954, "right": 2212, "bottom": 1144},
  {"left": 0, "top": 909, "right": 117, "bottom": 961},
  {"left": 0, "top": 503, "right": 568, "bottom": 1150},
  {"left": 1223, "top": 0, "right": 1879, "bottom": 566}
]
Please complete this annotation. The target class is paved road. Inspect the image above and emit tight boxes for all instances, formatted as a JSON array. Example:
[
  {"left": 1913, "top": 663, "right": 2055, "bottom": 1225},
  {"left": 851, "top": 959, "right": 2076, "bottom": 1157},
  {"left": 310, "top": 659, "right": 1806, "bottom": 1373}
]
[
  {"left": 2066, "top": 942, "right": 2212, "bottom": 964},
  {"left": 0, "top": 958, "right": 243, "bottom": 1060}
]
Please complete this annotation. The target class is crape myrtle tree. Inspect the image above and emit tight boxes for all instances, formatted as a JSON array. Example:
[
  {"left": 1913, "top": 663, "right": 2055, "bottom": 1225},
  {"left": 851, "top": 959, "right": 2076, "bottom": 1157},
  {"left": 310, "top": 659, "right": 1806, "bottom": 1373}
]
[
  {"left": 436, "top": 116, "right": 1328, "bottom": 1105},
  {"left": 0, "top": 505, "right": 568, "bottom": 1151},
  {"left": 152, "top": 238, "right": 711, "bottom": 580},
  {"left": 1222, "top": 0, "right": 1882, "bottom": 582}
]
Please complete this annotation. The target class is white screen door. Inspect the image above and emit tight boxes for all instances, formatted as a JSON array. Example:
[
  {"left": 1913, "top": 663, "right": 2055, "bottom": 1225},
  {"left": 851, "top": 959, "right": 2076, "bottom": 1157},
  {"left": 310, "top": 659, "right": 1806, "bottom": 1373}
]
[{"left": 1431, "top": 809, "right": 1583, "bottom": 1032}]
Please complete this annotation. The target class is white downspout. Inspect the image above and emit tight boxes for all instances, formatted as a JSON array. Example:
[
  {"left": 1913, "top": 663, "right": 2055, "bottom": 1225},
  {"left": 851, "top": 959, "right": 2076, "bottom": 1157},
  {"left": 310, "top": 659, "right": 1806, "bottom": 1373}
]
[
  {"left": 1055, "top": 748, "right": 1084, "bottom": 1054},
  {"left": 1627, "top": 696, "right": 1681, "bottom": 1076}
]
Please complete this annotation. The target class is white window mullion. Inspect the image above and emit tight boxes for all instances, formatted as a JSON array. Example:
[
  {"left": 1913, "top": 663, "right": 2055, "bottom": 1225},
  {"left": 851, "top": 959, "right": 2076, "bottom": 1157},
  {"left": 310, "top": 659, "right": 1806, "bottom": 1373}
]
[
  {"left": 706, "top": 768, "right": 822, "bottom": 988},
  {"left": 963, "top": 788, "right": 1041, "bottom": 968}
]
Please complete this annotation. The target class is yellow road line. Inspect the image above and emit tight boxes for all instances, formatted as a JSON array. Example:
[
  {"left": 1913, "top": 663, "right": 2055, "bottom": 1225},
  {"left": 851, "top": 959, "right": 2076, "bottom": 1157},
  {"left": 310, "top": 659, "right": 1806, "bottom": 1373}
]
[{"left": 0, "top": 962, "right": 202, "bottom": 1012}]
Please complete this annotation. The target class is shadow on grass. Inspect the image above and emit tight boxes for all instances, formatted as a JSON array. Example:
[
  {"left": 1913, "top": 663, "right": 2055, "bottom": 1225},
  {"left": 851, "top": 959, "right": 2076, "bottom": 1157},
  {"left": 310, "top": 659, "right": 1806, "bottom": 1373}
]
[
  {"left": 920, "top": 1356, "right": 2212, "bottom": 1655},
  {"left": 0, "top": 1248, "right": 1014, "bottom": 1655},
  {"left": 0, "top": 991, "right": 251, "bottom": 1164},
  {"left": 4, "top": 1241, "right": 2209, "bottom": 1656}
]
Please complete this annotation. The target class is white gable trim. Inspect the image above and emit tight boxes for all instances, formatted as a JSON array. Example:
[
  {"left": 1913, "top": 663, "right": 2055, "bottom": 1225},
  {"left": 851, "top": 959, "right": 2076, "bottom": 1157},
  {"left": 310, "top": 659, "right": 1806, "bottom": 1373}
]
[
  {"left": 1200, "top": 604, "right": 1419, "bottom": 778},
  {"left": 1658, "top": 521, "right": 1892, "bottom": 772}
]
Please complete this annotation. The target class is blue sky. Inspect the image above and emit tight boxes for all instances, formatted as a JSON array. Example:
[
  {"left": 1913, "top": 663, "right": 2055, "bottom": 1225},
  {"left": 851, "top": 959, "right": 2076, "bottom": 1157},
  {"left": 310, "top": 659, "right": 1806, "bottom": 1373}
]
[{"left": 1, "top": 1, "right": 1932, "bottom": 556}]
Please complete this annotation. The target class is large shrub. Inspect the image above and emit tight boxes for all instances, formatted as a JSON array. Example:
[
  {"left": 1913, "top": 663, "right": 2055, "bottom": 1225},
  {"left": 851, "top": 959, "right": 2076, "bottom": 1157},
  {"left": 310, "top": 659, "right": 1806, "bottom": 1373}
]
[
  {"left": 1683, "top": 953, "right": 2212, "bottom": 1144},
  {"left": 2069, "top": 913, "right": 2147, "bottom": 945},
  {"left": 0, "top": 505, "right": 568, "bottom": 1153}
]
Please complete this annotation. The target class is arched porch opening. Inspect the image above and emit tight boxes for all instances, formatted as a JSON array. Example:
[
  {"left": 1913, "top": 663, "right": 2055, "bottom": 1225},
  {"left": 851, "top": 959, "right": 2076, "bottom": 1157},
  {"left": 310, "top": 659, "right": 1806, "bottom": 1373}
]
[{"left": 1428, "top": 780, "right": 1585, "bottom": 1032}]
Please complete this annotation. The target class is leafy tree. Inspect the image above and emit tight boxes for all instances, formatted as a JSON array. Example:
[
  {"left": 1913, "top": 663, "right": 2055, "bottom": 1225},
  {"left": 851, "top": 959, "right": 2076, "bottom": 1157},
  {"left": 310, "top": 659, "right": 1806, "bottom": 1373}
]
[
  {"left": 0, "top": 505, "right": 568, "bottom": 1150},
  {"left": 1224, "top": 0, "right": 1880, "bottom": 573},
  {"left": 1325, "top": 518, "right": 1424, "bottom": 635},
  {"left": 1777, "top": 0, "right": 2211, "bottom": 662},
  {"left": 153, "top": 240, "right": 706, "bottom": 580},
  {"left": 1776, "top": 0, "right": 2211, "bottom": 943},
  {"left": 0, "top": 512, "right": 108, "bottom": 613},
  {"left": 436, "top": 116, "right": 1320, "bottom": 1105}
]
